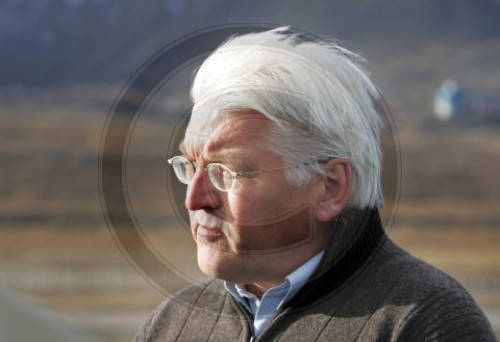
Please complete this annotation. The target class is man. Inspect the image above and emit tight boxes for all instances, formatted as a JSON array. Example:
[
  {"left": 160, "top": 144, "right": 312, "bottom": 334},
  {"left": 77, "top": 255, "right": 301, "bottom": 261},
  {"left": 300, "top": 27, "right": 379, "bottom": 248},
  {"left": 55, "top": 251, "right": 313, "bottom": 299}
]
[{"left": 135, "top": 27, "right": 496, "bottom": 341}]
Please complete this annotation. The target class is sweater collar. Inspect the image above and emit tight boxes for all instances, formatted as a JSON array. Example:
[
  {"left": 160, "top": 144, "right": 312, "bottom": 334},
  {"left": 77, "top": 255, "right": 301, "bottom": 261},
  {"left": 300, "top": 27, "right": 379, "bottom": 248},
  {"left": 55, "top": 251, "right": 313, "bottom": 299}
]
[{"left": 285, "top": 207, "right": 386, "bottom": 310}]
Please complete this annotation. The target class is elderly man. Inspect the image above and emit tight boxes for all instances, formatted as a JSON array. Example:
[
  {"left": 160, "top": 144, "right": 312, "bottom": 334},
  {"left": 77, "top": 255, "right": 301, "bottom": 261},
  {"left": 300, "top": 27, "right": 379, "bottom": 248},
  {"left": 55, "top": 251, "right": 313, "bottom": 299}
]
[{"left": 135, "top": 27, "right": 496, "bottom": 341}]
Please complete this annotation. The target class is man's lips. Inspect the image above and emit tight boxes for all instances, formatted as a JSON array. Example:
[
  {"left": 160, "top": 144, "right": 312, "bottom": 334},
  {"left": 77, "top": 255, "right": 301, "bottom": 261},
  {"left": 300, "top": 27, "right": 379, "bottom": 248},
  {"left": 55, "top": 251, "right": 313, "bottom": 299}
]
[{"left": 196, "top": 225, "right": 224, "bottom": 242}]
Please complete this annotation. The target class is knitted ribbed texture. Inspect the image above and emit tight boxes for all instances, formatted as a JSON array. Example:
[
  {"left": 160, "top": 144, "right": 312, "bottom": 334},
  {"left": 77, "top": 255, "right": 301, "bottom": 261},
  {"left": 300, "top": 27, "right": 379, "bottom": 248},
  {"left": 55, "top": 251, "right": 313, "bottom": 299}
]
[{"left": 134, "top": 209, "right": 497, "bottom": 342}]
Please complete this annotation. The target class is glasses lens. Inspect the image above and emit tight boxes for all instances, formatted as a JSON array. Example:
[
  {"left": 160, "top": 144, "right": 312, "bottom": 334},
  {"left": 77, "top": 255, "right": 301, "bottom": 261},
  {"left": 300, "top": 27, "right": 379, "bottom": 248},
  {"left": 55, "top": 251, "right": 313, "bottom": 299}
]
[
  {"left": 172, "top": 157, "right": 195, "bottom": 184},
  {"left": 207, "top": 164, "right": 233, "bottom": 191}
]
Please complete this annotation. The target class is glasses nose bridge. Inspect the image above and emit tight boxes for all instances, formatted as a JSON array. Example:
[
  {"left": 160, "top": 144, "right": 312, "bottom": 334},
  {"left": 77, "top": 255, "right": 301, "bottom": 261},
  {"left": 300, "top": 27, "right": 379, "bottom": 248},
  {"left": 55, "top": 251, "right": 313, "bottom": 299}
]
[
  {"left": 184, "top": 163, "right": 223, "bottom": 211},
  {"left": 190, "top": 162, "right": 220, "bottom": 191},
  {"left": 201, "top": 163, "right": 234, "bottom": 192},
  {"left": 169, "top": 157, "right": 232, "bottom": 192},
  {"left": 193, "top": 161, "right": 211, "bottom": 180}
]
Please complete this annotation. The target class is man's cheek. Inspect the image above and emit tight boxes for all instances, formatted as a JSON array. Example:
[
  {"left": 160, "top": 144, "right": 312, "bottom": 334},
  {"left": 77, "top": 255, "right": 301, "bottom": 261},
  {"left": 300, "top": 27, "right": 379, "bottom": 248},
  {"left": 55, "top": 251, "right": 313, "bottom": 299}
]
[
  {"left": 234, "top": 206, "right": 313, "bottom": 254},
  {"left": 232, "top": 195, "right": 296, "bottom": 223}
]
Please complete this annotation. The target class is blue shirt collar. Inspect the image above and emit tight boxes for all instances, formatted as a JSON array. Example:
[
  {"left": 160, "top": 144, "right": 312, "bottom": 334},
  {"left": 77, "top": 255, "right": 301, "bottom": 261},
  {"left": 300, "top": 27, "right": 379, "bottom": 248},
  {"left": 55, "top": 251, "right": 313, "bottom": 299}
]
[{"left": 225, "top": 250, "right": 324, "bottom": 337}]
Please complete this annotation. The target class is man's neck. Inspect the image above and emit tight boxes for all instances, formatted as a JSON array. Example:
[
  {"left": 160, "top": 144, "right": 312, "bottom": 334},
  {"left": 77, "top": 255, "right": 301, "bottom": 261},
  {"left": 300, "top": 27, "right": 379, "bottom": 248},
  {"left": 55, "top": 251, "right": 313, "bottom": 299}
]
[{"left": 242, "top": 282, "right": 281, "bottom": 300}]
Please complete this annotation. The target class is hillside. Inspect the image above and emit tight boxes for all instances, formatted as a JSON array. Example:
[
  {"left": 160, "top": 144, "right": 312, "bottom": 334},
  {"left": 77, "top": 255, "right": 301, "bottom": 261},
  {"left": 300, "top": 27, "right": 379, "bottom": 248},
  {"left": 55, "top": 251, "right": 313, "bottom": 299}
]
[{"left": 1, "top": 0, "right": 500, "bottom": 85}]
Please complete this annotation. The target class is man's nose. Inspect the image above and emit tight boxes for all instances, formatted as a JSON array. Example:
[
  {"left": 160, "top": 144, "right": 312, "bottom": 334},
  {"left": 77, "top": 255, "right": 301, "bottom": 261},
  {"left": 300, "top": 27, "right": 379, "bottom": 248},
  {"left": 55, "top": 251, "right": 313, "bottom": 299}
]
[{"left": 185, "top": 169, "right": 221, "bottom": 211}]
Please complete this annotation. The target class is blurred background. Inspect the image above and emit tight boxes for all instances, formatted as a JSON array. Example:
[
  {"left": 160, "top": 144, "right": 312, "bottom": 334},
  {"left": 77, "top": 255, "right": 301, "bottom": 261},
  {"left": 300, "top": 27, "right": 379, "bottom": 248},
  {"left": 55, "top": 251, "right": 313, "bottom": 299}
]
[{"left": 1, "top": 0, "right": 499, "bottom": 341}]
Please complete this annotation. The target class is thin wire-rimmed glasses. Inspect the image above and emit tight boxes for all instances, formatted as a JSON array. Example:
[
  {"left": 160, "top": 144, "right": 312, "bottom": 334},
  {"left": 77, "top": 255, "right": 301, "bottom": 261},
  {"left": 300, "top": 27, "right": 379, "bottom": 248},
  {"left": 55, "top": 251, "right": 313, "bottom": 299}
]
[{"left": 168, "top": 155, "right": 295, "bottom": 192}]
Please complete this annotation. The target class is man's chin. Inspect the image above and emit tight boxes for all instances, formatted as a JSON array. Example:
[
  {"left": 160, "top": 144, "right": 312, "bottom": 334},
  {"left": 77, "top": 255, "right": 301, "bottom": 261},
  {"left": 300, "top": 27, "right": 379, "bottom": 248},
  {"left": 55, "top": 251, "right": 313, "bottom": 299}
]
[{"left": 196, "top": 246, "right": 232, "bottom": 280}]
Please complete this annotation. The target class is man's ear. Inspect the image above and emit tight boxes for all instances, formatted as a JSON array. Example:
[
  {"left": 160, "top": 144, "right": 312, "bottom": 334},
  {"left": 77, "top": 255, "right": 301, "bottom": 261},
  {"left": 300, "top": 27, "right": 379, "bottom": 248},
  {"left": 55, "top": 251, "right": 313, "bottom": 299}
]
[{"left": 316, "top": 158, "right": 352, "bottom": 222}]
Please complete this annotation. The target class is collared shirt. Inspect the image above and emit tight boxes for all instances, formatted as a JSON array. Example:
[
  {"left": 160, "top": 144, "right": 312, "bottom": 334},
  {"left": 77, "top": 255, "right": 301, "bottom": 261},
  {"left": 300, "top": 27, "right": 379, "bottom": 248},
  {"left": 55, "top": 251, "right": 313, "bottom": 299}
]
[{"left": 225, "top": 251, "right": 324, "bottom": 339}]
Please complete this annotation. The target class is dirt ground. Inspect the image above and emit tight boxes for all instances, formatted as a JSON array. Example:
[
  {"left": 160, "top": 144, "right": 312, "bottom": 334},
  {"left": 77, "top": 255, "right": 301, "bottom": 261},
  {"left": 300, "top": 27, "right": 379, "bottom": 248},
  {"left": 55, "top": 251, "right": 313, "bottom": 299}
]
[
  {"left": 1, "top": 197, "right": 499, "bottom": 341},
  {"left": 1, "top": 87, "right": 499, "bottom": 340}
]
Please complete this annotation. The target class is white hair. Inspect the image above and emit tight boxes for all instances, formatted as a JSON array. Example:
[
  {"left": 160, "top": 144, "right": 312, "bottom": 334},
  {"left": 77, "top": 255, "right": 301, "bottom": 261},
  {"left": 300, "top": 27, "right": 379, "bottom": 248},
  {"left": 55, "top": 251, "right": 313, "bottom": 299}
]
[{"left": 190, "top": 27, "right": 384, "bottom": 209}]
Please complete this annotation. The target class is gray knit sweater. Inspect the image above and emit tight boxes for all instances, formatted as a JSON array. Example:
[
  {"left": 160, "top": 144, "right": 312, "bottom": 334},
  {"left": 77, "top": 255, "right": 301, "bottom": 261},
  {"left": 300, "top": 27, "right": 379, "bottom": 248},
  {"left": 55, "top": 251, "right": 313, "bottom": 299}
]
[{"left": 134, "top": 209, "right": 497, "bottom": 341}]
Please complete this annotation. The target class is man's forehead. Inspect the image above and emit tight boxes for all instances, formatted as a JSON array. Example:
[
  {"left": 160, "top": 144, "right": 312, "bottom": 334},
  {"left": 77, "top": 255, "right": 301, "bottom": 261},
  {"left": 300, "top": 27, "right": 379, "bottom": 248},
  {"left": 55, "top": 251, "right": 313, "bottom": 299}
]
[{"left": 181, "top": 109, "right": 271, "bottom": 153}]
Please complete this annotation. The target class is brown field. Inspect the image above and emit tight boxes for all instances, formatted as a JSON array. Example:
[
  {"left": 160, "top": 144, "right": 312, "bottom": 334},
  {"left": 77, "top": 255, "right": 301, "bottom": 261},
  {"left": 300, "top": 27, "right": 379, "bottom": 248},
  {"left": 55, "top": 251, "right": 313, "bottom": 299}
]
[
  {"left": 1, "top": 84, "right": 499, "bottom": 340},
  {"left": 1, "top": 199, "right": 499, "bottom": 341}
]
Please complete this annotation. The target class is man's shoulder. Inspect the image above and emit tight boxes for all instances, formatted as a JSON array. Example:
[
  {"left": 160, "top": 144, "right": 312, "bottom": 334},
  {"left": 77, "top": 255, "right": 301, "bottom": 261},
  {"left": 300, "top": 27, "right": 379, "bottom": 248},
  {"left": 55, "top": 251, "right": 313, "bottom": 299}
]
[
  {"left": 135, "top": 279, "right": 246, "bottom": 342},
  {"left": 377, "top": 239, "right": 471, "bottom": 297},
  {"left": 145, "top": 278, "right": 228, "bottom": 321},
  {"left": 170, "top": 278, "right": 226, "bottom": 301},
  {"left": 362, "top": 239, "right": 497, "bottom": 340},
  {"left": 364, "top": 239, "right": 479, "bottom": 309}
]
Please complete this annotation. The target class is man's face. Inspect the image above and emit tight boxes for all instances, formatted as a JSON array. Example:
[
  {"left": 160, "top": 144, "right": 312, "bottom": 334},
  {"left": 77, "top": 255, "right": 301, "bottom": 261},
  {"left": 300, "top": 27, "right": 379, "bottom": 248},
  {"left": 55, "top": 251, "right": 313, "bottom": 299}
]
[{"left": 181, "top": 110, "right": 331, "bottom": 287}]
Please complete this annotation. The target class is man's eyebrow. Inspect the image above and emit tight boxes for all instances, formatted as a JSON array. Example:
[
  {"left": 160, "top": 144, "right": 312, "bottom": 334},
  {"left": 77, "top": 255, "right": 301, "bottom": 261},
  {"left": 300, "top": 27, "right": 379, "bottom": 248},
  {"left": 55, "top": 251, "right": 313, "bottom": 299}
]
[
  {"left": 178, "top": 141, "right": 250, "bottom": 168},
  {"left": 206, "top": 154, "right": 253, "bottom": 170},
  {"left": 209, "top": 155, "right": 245, "bottom": 164}
]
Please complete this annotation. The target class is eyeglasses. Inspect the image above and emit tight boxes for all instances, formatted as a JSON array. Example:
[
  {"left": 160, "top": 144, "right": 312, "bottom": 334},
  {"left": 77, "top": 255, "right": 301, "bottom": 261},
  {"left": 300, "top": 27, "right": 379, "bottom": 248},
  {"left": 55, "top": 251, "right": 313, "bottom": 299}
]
[{"left": 167, "top": 155, "right": 294, "bottom": 192}]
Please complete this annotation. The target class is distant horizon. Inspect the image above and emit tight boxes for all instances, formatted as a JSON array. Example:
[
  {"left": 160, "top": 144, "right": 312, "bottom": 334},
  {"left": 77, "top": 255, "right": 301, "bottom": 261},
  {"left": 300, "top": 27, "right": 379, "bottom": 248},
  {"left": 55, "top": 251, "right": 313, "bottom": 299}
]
[{"left": 1, "top": 0, "right": 500, "bottom": 85}]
